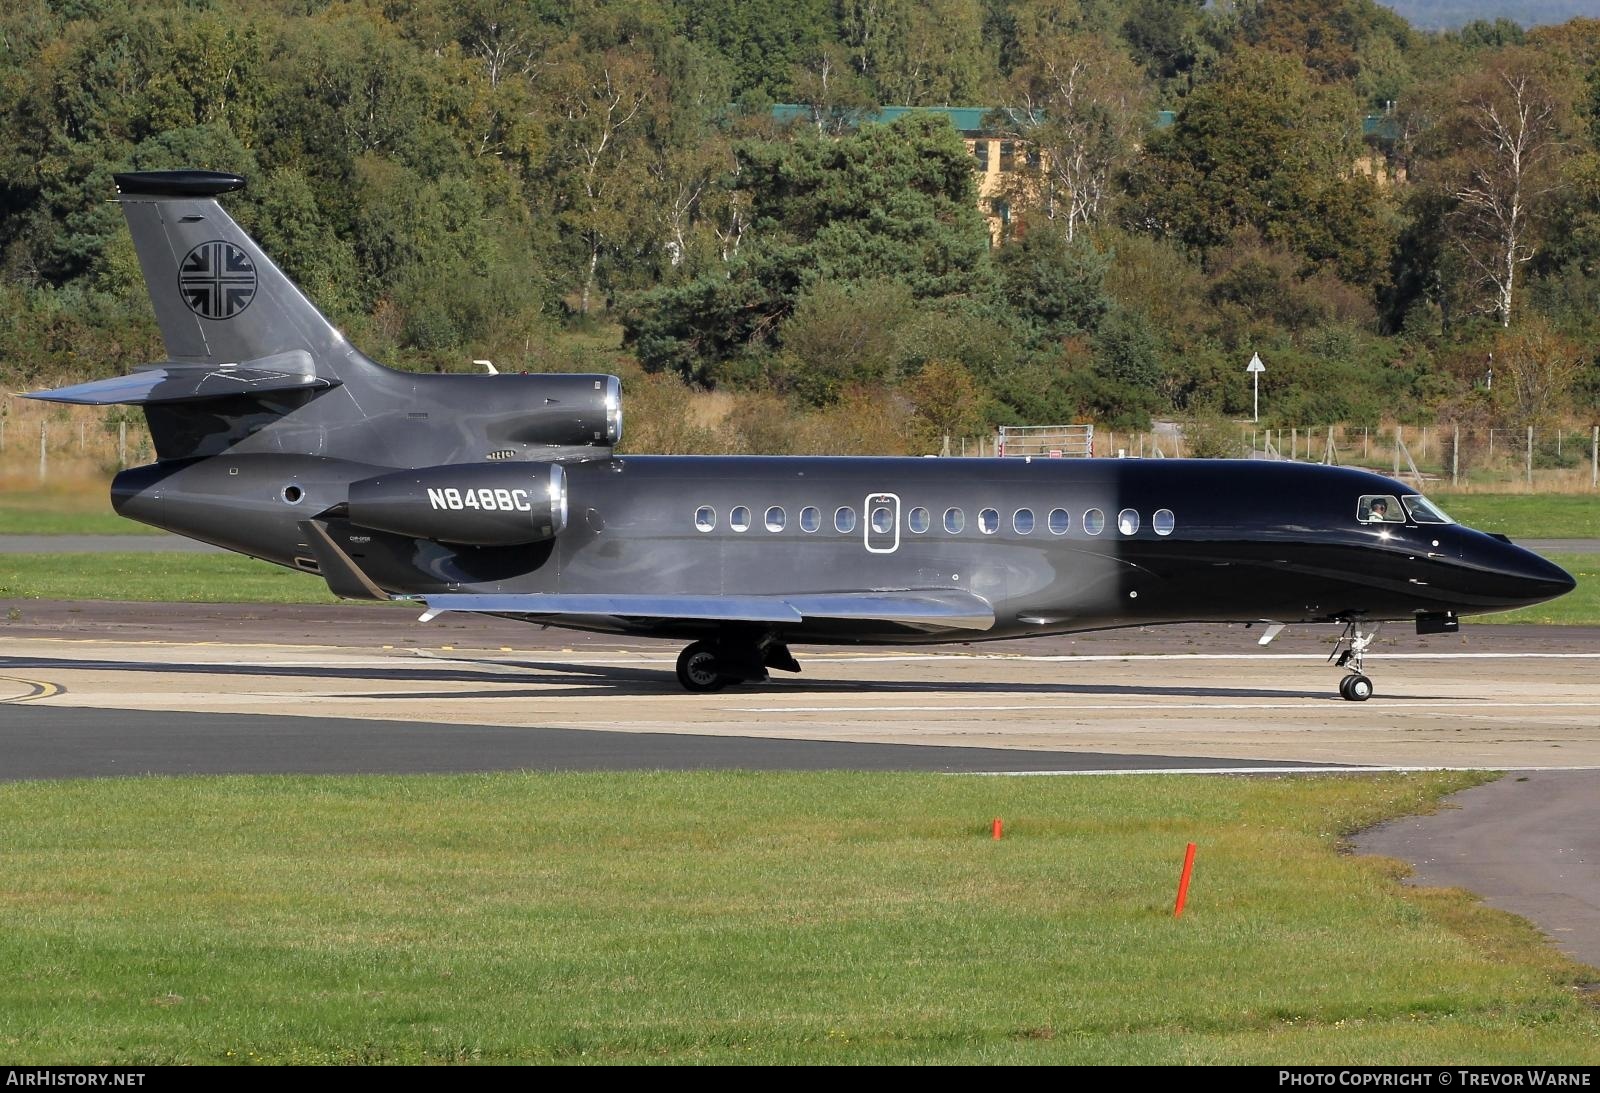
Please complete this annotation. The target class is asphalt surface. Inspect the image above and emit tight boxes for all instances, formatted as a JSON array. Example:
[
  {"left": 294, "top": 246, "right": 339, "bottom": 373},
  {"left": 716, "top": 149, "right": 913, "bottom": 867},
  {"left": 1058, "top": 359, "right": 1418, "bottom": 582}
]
[
  {"left": 0, "top": 704, "right": 1330, "bottom": 780},
  {"left": 2, "top": 598, "right": 1597, "bottom": 975},
  {"left": 1355, "top": 771, "right": 1600, "bottom": 970}
]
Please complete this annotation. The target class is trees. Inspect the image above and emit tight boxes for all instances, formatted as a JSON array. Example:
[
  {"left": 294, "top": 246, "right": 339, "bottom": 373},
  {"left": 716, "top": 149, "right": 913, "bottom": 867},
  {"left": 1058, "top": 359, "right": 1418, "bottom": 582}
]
[
  {"left": 1121, "top": 48, "right": 1390, "bottom": 282},
  {"left": 996, "top": 31, "right": 1149, "bottom": 243},
  {"left": 623, "top": 114, "right": 998, "bottom": 386},
  {"left": 1419, "top": 48, "right": 1576, "bottom": 327}
]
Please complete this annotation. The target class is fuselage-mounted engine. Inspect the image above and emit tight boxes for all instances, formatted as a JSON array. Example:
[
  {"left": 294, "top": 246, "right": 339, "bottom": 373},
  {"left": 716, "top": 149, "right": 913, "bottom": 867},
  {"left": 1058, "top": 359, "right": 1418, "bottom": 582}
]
[{"left": 347, "top": 462, "right": 569, "bottom": 546}]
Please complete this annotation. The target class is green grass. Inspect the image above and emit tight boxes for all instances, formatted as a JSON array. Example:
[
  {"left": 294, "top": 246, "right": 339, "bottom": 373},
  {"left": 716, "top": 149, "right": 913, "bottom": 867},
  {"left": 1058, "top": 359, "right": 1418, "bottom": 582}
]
[
  {"left": 0, "top": 487, "right": 160, "bottom": 536},
  {"left": 1433, "top": 493, "right": 1599, "bottom": 540},
  {"left": 1470, "top": 553, "right": 1598, "bottom": 625},
  {"left": 0, "top": 771, "right": 1595, "bottom": 1064},
  {"left": 0, "top": 552, "right": 340, "bottom": 604}
]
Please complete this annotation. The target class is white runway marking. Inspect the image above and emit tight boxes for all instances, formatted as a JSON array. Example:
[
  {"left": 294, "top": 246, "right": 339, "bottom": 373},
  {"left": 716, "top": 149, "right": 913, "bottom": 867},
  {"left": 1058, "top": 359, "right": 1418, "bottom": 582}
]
[{"left": 736, "top": 700, "right": 1600, "bottom": 714}]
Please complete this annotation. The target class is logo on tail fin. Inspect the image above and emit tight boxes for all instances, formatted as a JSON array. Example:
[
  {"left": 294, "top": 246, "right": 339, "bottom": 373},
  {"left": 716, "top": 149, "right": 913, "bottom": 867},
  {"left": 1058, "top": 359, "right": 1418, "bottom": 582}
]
[{"left": 178, "top": 241, "right": 256, "bottom": 320}]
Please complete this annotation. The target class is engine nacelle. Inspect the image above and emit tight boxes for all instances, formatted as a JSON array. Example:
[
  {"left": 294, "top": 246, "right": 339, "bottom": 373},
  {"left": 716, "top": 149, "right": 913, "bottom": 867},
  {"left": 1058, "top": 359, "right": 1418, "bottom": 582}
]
[
  {"left": 480, "top": 373, "right": 622, "bottom": 448},
  {"left": 347, "top": 463, "right": 569, "bottom": 546}
]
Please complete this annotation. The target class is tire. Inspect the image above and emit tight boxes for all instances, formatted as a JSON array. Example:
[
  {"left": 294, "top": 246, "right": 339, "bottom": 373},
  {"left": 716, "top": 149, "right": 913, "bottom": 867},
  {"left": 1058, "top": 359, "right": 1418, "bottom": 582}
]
[
  {"left": 676, "top": 641, "right": 730, "bottom": 693},
  {"left": 1344, "top": 674, "right": 1373, "bottom": 702}
]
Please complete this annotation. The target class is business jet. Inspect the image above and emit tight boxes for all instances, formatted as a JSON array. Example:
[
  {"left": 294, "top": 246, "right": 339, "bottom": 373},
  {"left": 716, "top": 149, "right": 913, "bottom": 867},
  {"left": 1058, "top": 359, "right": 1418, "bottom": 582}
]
[{"left": 29, "top": 171, "right": 1575, "bottom": 698}]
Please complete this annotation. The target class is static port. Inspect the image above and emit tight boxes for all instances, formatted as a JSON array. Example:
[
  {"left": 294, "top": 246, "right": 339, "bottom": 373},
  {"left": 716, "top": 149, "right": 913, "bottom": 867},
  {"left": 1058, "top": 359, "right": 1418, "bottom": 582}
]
[{"left": 282, "top": 484, "right": 304, "bottom": 505}]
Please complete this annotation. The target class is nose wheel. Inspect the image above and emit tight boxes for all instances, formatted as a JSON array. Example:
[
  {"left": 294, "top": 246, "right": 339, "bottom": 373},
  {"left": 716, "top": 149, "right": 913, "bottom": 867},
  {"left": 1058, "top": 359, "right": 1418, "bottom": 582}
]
[
  {"left": 1338, "top": 673, "right": 1373, "bottom": 702},
  {"left": 1330, "top": 619, "right": 1380, "bottom": 701}
]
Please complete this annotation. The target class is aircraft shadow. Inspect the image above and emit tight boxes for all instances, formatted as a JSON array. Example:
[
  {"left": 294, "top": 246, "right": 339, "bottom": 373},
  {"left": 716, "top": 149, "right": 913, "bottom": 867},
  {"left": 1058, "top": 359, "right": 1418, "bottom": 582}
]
[{"left": 4, "top": 654, "right": 1462, "bottom": 703}]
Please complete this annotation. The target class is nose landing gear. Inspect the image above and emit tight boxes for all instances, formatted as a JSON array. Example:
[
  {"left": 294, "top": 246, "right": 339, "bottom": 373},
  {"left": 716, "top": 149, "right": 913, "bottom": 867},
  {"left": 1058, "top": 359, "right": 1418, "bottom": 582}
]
[{"left": 1330, "top": 618, "right": 1380, "bottom": 701}]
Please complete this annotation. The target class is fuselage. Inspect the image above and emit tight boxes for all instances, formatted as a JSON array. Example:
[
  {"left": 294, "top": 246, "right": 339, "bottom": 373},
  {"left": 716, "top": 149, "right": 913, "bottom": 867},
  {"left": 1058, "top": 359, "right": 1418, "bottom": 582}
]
[{"left": 112, "top": 454, "right": 1575, "bottom": 644}]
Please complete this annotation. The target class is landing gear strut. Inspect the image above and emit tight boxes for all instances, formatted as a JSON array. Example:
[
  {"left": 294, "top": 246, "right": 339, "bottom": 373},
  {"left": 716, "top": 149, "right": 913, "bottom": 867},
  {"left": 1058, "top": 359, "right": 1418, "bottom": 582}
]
[
  {"left": 1329, "top": 618, "right": 1380, "bottom": 701},
  {"left": 674, "top": 635, "right": 801, "bottom": 693}
]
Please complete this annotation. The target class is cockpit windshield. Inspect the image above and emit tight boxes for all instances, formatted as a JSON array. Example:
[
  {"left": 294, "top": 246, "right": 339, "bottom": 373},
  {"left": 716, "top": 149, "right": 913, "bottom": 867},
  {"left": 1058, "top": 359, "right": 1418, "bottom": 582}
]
[
  {"left": 1402, "top": 495, "right": 1453, "bottom": 524},
  {"left": 1357, "top": 494, "right": 1404, "bottom": 523}
]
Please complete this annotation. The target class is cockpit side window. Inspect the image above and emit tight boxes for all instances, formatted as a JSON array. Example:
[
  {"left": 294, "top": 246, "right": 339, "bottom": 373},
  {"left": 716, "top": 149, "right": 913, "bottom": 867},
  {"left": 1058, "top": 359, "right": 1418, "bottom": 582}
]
[
  {"left": 1358, "top": 494, "right": 1404, "bottom": 523},
  {"left": 1402, "top": 495, "right": 1453, "bottom": 524}
]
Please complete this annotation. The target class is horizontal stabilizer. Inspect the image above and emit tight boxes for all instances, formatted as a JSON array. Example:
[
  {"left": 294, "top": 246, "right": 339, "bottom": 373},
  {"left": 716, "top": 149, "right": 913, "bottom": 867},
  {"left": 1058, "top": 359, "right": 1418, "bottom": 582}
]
[
  {"left": 418, "top": 590, "right": 995, "bottom": 632},
  {"left": 26, "top": 354, "right": 336, "bottom": 406}
]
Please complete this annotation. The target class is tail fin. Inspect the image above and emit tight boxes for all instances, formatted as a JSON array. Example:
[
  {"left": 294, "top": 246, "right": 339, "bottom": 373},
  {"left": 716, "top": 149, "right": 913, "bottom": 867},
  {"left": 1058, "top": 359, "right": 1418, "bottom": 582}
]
[
  {"left": 114, "top": 171, "right": 360, "bottom": 375},
  {"left": 29, "top": 170, "right": 621, "bottom": 468}
]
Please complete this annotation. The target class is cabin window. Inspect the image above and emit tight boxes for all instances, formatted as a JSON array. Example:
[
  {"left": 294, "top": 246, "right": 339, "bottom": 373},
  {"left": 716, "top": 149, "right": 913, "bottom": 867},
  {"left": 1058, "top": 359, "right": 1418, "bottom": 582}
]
[
  {"left": 1153, "top": 509, "right": 1175, "bottom": 536},
  {"left": 1013, "top": 508, "right": 1035, "bottom": 534},
  {"left": 1048, "top": 508, "right": 1070, "bottom": 535},
  {"left": 944, "top": 507, "right": 965, "bottom": 534},
  {"left": 1402, "top": 495, "right": 1452, "bottom": 524},
  {"left": 835, "top": 506, "right": 857, "bottom": 533},
  {"left": 1118, "top": 508, "right": 1140, "bottom": 535},
  {"left": 1358, "top": 495, "right": 1404, "bottom": 524},
  {"left": 871, "top": 505, "right": 894, "bottom": 534},
  {"left": 800, "top": 506, "right": 822, "bottom": 533},
  {"left": 730, "top": 506, "right": 751, "bottom": 532},
  {"left": 908, "top": 506, "right": 930, "bottom": 534},
  {"left": 979, "top": 508, "right": 1000, "bottom": 534},
  {"left": 765, "top": 506, "right": 786, "bottom": 532},
  {"left": 695, "top": 506, "right": 716, "bottom": 533},
  {"left": 1083, "top": 508, "right": 1106, "bottom": 535}
]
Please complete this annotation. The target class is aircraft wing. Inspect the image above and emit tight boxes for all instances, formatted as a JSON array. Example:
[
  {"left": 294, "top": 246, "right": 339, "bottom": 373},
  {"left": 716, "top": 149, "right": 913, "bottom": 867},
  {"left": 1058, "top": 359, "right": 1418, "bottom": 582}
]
[{"left": 415, "top": 590, "right": 995, "bottom": 632}]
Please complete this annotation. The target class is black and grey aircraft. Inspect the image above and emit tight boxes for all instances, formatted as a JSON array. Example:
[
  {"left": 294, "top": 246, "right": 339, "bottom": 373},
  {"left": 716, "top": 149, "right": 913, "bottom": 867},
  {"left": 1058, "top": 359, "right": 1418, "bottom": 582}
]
[{"left": 28, "top": 171, "right": 1576, "bottom": 698}]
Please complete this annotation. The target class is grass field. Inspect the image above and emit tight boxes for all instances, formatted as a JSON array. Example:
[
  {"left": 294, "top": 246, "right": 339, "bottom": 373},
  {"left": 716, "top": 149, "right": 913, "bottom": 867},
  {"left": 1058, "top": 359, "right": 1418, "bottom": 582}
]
[
  {"left": 0, "top": 485, "right": 160, "bottom": 536},
  {"left": 1431, "top": 494, "right": 1599, "bottom": 540},
  {"left": 0, "top": 552, "right": 340, "bottom": 604},
  {"left": 1, "top": 770, "right": 1597, "bottom": 1064}
]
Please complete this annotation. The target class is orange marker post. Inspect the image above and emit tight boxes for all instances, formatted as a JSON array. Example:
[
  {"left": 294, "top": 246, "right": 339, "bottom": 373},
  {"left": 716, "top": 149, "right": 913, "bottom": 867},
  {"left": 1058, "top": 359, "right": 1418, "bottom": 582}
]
[
  {"left": 1173, "top": 842, "right": 1197, "bottom": 917},
  {"left": 992, "top": 817, "right": 1003, "bottom": 840}
]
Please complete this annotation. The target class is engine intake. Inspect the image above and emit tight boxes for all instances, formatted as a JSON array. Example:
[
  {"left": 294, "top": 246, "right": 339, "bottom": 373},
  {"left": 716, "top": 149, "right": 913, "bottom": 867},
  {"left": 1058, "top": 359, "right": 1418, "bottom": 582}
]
[{"left": 347, "top": 463, "right": 568, "bottom": 545}]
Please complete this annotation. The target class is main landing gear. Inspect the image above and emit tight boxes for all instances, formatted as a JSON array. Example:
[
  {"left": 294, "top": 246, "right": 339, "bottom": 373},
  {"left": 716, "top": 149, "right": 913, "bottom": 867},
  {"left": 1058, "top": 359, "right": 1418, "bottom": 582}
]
[
  {"left": 1329, "top": 618, "right": 1380, "bottom": 702},
  {"left": 674, "top": 635, "right": 801, "bottom": 693}
]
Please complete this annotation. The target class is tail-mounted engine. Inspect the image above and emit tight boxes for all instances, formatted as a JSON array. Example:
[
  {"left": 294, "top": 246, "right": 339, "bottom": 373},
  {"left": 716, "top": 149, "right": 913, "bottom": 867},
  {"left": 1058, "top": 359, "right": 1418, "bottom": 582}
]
[{"left": 348, "top": 463, "right": 569, "bottom": 546}]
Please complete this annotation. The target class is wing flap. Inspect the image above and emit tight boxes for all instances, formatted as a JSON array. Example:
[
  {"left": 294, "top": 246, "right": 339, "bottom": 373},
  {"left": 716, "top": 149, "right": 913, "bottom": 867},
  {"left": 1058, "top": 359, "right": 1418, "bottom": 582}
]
[{"left": 416, "top": 590, "right": 994, "bottom": 632}]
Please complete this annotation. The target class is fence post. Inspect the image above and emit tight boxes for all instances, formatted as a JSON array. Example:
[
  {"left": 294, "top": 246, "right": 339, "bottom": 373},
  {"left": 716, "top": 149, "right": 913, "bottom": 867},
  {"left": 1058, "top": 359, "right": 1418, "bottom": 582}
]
[
  {"left": 1420, "top": 426, "right": 1427, "bottom": 460},
  {"left": 38, "top": 421, "right": 47, "bottom": 481},
  {"left": 1452, "top": 423, "right": 1459, "bottom": 488},
  {"left": 1364, "top": 428, "right": 1369, "bottom": 460},
  {"left": 119, "top": 421, "right": 128, "bottom": 467},
  {"left": 1393, "top": 425, "right": 1401, "bottom": 477},
  {"left": 1592, "top": 425, "right": 1597, "bottom": 490},
  {"left": 1526, "top": 425, "right": 1533, "bottom": 489},
  {"left": 1489, "top": 428, "right": 1494, "bottom": 458}
]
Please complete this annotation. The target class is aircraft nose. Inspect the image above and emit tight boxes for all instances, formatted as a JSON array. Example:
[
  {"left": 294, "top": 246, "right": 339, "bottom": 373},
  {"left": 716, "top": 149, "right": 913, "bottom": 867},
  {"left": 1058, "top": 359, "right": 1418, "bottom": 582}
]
[{"left": 1499, "top": 543, "right": 1576, "bottom": 604}]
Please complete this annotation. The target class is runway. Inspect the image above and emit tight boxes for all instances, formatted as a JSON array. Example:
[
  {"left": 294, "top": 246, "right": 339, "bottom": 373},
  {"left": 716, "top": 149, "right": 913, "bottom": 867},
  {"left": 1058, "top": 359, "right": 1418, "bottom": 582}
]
[
  {"left": 4, "top": 599, "right": 1598, "bottom": 771},
  {"left": 3, "top": 599, "right": 1599, "bottom": 968}
]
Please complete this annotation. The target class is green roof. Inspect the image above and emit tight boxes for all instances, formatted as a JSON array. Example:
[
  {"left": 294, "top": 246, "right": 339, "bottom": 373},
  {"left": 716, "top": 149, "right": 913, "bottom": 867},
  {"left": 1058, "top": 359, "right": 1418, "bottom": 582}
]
[{"left": 771, "top": 105, "right": 1394, "bottom": 141}]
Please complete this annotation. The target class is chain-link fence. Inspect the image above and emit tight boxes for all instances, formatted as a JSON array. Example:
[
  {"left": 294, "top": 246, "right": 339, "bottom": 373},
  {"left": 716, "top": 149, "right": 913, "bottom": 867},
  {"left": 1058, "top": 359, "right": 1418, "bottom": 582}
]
[{"left": 946, "top": 422, "right": 1600, "bottom": 491}]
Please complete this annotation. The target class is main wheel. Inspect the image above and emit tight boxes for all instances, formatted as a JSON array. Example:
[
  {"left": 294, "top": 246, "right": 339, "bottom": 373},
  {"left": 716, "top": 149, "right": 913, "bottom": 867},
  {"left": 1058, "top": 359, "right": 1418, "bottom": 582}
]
[
  {"left": 1341, "top": 674, "right": 1373, "bottom": 702},
  {"left": 676, "top": 641, "right": 730, "bottom": 693}
]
